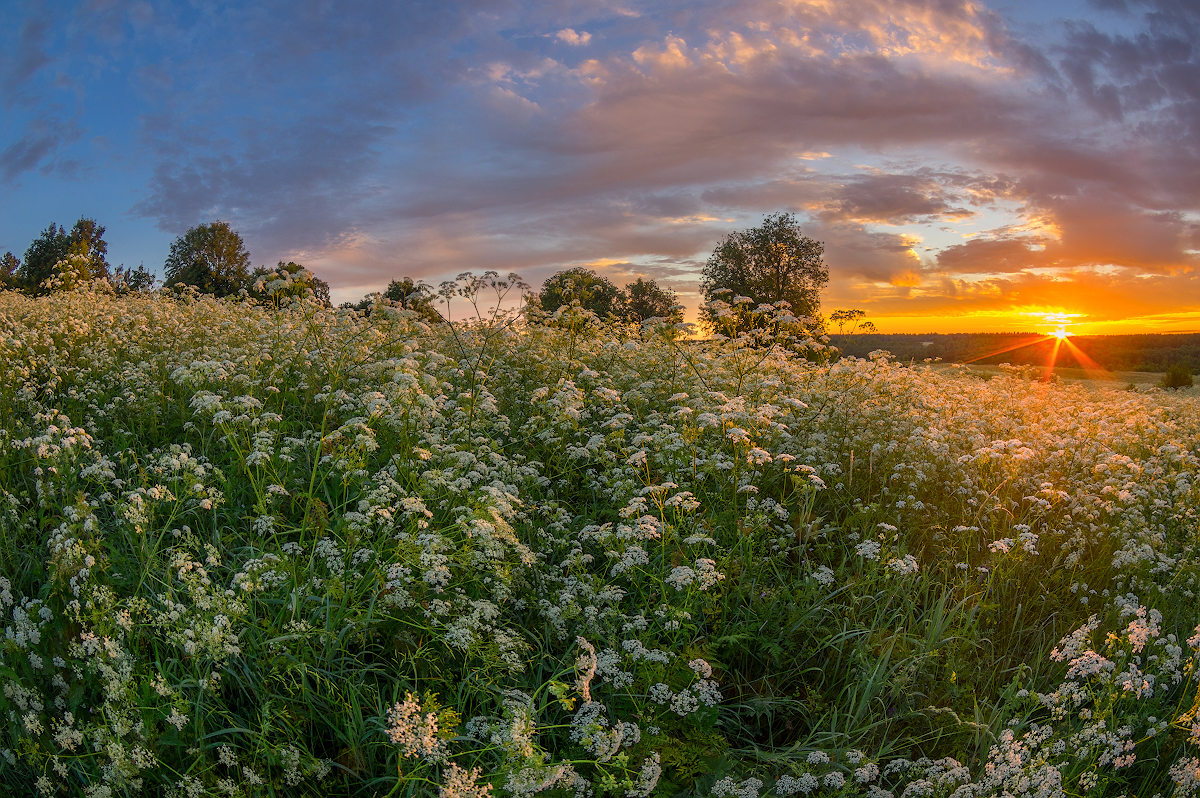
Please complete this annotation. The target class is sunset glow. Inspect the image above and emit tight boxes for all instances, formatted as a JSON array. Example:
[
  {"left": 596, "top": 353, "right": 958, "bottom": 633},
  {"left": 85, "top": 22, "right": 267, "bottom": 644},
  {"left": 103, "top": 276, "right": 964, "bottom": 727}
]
[{"left": 0, "top": 2, "right": 1196, "bottom": 331}]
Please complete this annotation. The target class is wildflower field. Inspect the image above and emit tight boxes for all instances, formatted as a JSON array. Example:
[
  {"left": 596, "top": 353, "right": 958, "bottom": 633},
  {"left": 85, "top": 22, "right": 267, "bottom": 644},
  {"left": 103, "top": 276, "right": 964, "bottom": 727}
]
[{"left": 2, "top": 277, "right": 1200, "bottom": 798}]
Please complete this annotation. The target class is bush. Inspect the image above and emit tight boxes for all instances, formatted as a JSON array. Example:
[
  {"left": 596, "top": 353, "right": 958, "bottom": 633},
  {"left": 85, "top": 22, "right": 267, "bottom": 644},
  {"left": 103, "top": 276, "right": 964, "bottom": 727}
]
[{"left": 1162, "top": 363, "right": 1193, "bottom": 389}]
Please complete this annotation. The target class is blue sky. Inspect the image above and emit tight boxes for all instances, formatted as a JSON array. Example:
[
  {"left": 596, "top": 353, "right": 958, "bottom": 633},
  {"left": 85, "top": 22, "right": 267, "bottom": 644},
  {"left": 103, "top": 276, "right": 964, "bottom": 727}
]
[{"left": 2, "top": 0, "right": 1197, "bottom": 332}]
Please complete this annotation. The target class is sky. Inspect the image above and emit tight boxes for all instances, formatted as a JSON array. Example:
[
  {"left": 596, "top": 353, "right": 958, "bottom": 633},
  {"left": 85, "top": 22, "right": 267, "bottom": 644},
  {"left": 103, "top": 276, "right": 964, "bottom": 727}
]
[{"left": 1, "top": 0, "right": 1197, "bottom": 334}]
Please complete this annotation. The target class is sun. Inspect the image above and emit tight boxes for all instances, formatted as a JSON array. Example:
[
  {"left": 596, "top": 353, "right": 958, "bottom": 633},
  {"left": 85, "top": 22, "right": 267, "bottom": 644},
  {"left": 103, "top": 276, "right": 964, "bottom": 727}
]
[{"left": 1052, "top": 328, "right": 1071, "bottom": 340}]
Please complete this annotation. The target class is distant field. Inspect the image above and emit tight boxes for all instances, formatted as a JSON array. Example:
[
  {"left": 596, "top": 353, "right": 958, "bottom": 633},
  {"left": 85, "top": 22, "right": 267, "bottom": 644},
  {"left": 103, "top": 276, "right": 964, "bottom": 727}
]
[
  {"left": 933, "top": 363, "right": 1170, "bottom": 386},
  {"left": 831, "top": 331, "right": 1200, "bottom": 373}
]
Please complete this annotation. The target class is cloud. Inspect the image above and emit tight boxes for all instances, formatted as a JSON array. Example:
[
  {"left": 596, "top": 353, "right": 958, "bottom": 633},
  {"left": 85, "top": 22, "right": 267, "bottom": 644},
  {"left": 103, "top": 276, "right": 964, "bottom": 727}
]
[
  {"left": 1058, "top": 0, "right": 1200, "bottom": 129},
  {"left": 188, "top": 2, "right": 1195, "bottom": 278},
  {"left": 132, "top": 107, "right": 395, "bottom": 253},
  {"left": 818, "top": 172, "right": 975, "bottom": 225},
  {"left": 0, "top": 0, "right": 1197, "bottom": 333},
  {"left": 304, "top": 0, "right": 1197, "bottom": 312},
  {"left": 819, "top": 223, "right": 928, "bottom": 284},
  {"left": 0, "top": 113, "right": 82, "bottom": 183},
  {"left": 556, "top": 28, "right": 592, "bottom": 45},
  {"left": 936, "top": 237, "right": 1048, "bottom": 274},
  {"left": 1, "top": 12, "right": 54, "bottom": 101}
]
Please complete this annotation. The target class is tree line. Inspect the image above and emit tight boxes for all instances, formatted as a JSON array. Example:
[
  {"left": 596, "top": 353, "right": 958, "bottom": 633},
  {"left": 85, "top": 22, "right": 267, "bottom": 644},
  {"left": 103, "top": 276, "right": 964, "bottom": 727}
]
[
  {"left": 1, "top": 220, "right": 330, "bottom": 306},
  {"left": 4, "top": 212, "right": 860, "bottom": 335},
  {"left": 1, "top": 219, "right": 155, "bottom": 294}
]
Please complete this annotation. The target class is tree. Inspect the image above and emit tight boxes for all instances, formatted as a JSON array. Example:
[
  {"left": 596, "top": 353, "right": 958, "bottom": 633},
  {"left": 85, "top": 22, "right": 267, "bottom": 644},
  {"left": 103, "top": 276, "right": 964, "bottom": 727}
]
[
  {"left": 343, "top": 278, "right": 439, "bottom": 319},
  {"left": 1162, "top": 364, "right": 1193, "bottom": 390},
  {"left": 700, "top": 213, "right": 828, "bottom": 331},
  {"left": 67, "top": 218, "right": 111, "bottom": 281},
  {"left": 164, "top": 221, "right": 252, "bottom": 297},
  {"left": 537, "top": 267, "right": 628, "bottom": 320},
  {"left": 312, "top": 275, "right": 331, "bottom": 308},
  {"left": 112, "top": 264, "right": 157, "bottom": 294},
  {"left": 19, "top": 218, "right": 112, "bottom": 289},
  {"left": 384, "top": 277, "right": 441, "bottom": 322},
  {"left": 19, "top": 223, "right": 71, "bottom": 289},
  {"left": 0, "top": 252, "right": 19, "bottom": 291},
  {"left": 626, "top": 277, "right": 683, "bottom": 324},
  {"left": 250, "top": 261, "right": 332, "bottom": 307},
  {"left": 17, "top": 219, "right": 110, "bottom": 291}
]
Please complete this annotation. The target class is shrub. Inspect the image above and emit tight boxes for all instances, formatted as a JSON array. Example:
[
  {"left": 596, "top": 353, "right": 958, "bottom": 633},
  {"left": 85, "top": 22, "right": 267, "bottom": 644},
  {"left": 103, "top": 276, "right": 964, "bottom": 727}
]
[{"left": 1162, "top": 363, "right": 1193, "bottom": 389}]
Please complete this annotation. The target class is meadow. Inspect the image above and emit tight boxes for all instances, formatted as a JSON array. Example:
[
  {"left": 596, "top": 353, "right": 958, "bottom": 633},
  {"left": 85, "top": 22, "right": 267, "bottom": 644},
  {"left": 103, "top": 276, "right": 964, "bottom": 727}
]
[{"left": 1, "top": 276, "right": 1199, "bottom": 798}]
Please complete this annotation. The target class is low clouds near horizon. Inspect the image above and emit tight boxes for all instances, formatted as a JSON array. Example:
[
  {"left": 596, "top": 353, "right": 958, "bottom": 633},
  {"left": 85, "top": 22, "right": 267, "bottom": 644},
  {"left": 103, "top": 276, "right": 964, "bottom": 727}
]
[{"left": 1, "top": 0, "right": 1197, "bottom": 331}]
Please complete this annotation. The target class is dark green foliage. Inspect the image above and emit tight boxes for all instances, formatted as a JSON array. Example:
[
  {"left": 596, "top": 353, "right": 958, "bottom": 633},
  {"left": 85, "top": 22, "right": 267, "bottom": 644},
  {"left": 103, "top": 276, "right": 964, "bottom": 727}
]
[
  {"left": 625, "top": 277, "right": 682, "bottom": 323},
  {"left": 19, "top": 223, "right": 70, "bottom": 288},
  {"left": 17, "top": 219, "right": 110, "bottom": 291},
  {"left": 538, "top": 267, "right": 628, "bottom": 319},
  {"left": 111, "top": 264, "right": 157, "bottom": 293},
  {"left": 700, "top": 213, "right": 828, "bottom": 331},
  {"left": 384, "top": 277, "right": 441, "bottom": 322},
  {"left": 163, "top": 221, "right": 252, "bottom": 296},
  {"left": 1162, "top": 363, "right": 1193, "bottom": 389},
  {"left": 0, "top": 252, "right": 18, "bottom": 290}
]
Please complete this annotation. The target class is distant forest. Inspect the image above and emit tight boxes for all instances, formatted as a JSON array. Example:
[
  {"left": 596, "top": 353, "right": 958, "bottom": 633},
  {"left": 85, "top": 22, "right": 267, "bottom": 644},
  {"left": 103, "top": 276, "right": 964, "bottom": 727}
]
[{"left": 829, "top": 332, "right": 1200, "bottom": 373}]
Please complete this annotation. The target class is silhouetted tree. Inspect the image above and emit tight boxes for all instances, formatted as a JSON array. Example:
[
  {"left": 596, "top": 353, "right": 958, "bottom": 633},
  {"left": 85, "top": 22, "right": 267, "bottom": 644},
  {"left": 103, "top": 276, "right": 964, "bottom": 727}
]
[
  {"left": 342, "top": 277, "right": 439, "bottom": 319},
  {"left": 164, "top": 221, "right": 251, "bottom": 297},
  {"left": 626, "top": 277, "right": 682, "bottom": 323},
  {"left": 112, "top": 264, "right": 157, "bottom": 294},
  {"left": 312, "top": 276, "right": 331, "bottom": 307},
  {"left": 538, "top": 267, "right": 628, "bottom": 319},
  {"left": 384, "top": 277, "right": 441, "bottom": 322},
  {"left": 700, "top": 213, "right": 827, "bottom": 332}
]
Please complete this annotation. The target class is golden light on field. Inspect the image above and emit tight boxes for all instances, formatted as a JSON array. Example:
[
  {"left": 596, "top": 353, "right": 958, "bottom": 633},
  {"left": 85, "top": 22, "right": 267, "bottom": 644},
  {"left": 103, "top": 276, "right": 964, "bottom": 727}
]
[
  {"left": 953, "top": 320, "right": 1113, "bottom": 383},
  {"left": 1043, "top": 334, "right": 1065, "bottom": 381}
]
